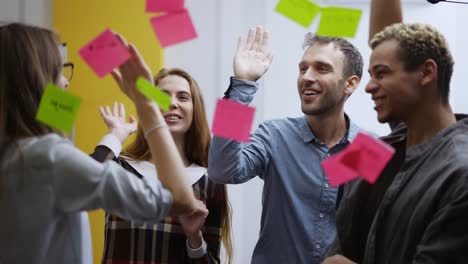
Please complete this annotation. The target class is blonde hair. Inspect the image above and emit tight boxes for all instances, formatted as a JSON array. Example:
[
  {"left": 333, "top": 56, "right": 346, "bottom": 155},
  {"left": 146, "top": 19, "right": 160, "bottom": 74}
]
[
  {"left": 370, "top": 23, "right": 454, "bottom": 103},
  {"left": 122, "top": 68, "right": 233, "bottom": 263}
]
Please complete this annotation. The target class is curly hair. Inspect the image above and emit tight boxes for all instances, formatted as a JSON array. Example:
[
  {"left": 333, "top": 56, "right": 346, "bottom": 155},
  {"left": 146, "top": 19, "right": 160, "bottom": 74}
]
[
  {"left": 370, "top": 23, "right": 454, "bottom": 103},
  {"left": 303, "top": 33, "right": 363, "bottom": 80}
]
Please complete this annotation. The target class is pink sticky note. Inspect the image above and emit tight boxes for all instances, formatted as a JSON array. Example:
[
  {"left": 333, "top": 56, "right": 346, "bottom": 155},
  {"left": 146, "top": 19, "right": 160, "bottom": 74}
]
[
  {"left": 321, "top": 132, "right": 395, "bottom": 186},
  {"left": 211, "top": 99, "right": 255, "bottom": 142},
  {"left": 150, "top": 9, "right": 197, "bottom": 48},
  {"left": 352, "top": 132, "right": 395, "bottom": 184},
  {"left": 79, "top": 29, "right": 131, "bottom": 78},
  {"left": 322, "top": 151, "right": 360, "bottom": 187},
  {"left": 146, "top": 0, "right": 184, "bottom": 12}
]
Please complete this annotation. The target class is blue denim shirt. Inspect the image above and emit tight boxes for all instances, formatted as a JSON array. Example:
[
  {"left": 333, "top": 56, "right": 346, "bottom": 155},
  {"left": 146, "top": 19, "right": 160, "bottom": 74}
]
[{"left": 208, "top": 78, "right": 360, "bottom": 264}]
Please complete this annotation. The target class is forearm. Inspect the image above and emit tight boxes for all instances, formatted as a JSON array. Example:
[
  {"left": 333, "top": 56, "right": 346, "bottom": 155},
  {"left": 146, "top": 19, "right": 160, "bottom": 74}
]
[
  {"left": 136, "top": 102, "right": 195, "bottom": 215},
  {"left": 369, "top": 0, "right": 402, "bottom": 45},
  {"left": 208, "top": 137, "right": 257, "bottom": 184}
]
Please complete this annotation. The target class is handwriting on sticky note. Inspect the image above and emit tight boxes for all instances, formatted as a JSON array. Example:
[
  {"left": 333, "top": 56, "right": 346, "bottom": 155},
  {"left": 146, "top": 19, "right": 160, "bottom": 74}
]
[
  {"left": 146, "top": 0, "right": 184, "bottom": 12},
  {"left": 150, "top": 8, "right": 197, "bottom": 48},
  {"left": 79, "top": 29, "right": 131, "bottom": 77},
  {"left": 136, "top": 77, "right": 171, "bottom": 111},
  {"left": 35, "top": 83, "right": 82, "bottom": 134},
  {"left": 321, "top": 132, "right": 395, "bottom": 186},
  {"left": 275, "top": 0, "right": 321, "bottom": 28},
  {"left": 211, "top": 99, "right": 255, "bottom": 142},
  {"left": 317, "top": 6, "right": 362, "bottom": 38}
]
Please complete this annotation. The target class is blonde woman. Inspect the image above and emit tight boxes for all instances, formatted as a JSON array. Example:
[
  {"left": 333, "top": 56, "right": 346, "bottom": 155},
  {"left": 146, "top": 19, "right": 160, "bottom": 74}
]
[{"left": 92, "top": 68, "right": 233, "bottom": 264}]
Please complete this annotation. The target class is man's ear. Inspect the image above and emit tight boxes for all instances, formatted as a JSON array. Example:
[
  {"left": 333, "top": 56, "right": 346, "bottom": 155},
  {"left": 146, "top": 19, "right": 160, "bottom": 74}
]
[
  {"left": 419, "top": 58, "right": 437, "bottom": 87},
  {"left": 344, "top": 75, "right": 360, "bottom": 96}
]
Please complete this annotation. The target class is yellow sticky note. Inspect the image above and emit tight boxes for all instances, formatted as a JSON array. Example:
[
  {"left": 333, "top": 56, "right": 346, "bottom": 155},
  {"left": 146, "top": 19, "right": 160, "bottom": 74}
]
[
  {"left": 317, "top": 6, "right": 362, "bottom": 38},
  {"left": 136, "top": 77, "right": 171, "bottom": 111},
  {"left": 275, "top": 0, "right": 321, "bottom": 28},
  {"left": 36, "top": 83, "right": 82, "bottom": 134}
]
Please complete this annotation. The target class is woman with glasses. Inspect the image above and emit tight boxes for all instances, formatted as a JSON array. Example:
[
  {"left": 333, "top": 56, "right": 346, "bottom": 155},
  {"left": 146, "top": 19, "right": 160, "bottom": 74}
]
[
  {"left": 0, "top": 22, "right": 205, "bottom": 264},
  {"left": 92, "top": 68, "right": 233, "bottom": 264}
]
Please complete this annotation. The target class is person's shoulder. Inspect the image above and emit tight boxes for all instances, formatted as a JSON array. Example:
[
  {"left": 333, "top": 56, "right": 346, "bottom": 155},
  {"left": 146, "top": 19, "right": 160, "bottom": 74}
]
[
  {"left": 20, "top": 134, "right": 73, "bottom": 166},
  {"left": 261, "top": 116, "right": 304, "bottom": 129}
]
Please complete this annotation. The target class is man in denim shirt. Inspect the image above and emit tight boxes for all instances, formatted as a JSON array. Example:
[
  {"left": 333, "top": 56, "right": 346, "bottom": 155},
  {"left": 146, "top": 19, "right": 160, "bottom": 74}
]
[{"left": 208, "top": 27, "right": 363, "bottom": 263}]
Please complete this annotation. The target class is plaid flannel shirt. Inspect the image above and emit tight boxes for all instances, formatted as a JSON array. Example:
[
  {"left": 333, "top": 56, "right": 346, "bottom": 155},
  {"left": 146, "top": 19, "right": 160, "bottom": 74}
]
[{"left": 91, "top": 145, "right": 225, "bottom": 264}]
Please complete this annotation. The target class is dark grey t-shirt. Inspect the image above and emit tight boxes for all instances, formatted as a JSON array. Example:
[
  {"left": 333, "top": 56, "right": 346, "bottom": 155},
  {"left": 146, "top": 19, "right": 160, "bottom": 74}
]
[{"left": 333, "top": 116, "right": 468, "bottom": 264}]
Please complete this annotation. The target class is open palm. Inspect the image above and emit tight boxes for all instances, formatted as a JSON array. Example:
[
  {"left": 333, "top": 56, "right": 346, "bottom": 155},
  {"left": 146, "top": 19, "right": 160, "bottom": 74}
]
[
  {"left": 234, "top": 26, "right": 273, "bottom": 82},
  {"left": 99, "top": 101, "right": 137, "bottom": 143}
]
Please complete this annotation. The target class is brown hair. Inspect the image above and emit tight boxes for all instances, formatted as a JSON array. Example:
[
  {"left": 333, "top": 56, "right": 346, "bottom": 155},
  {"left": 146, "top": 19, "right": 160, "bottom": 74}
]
[
  {"left": 0, "top": 23, "right": 62, "bottom": 149},
  {"left": 370, "top": 23, "right": 454, "bottom": 103},
  {"left": 122, "top": 68, "right": 233, "bottom": 263},
  {"left": 303, "top": 33, "right": 363, "bottom": 80}
]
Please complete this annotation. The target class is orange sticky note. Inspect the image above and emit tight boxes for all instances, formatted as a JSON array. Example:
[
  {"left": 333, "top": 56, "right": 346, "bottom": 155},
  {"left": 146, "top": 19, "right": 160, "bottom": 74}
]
[
  {"left": 150, "top": 8, "right": 197, "bottom": 47},
  {"left": 211, "top": 99, "right": 255, "bottom": 142},
  {"left": 79, "top": 29, "right": 131, "bottom": 78}
]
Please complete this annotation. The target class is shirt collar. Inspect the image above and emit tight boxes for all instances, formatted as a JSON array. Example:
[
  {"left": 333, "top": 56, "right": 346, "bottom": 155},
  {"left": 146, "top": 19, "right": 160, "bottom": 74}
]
[
  {"left": 300, "top": 114, "right": 360, "bottom": 144},
  {"left": 125, "top": 160, "right": 207, "bottom": 185}
]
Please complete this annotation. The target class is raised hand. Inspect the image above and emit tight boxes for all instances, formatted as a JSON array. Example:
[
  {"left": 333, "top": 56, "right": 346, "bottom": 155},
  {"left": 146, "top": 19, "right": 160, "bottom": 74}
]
[
  {"left": 98, "top": 101, "right": 137, "bottom": 143},
  {"left": 110, "top": 34, "right": 154, "bottom": 106},
  {"left": 234, "top": 26, "right": 273, "bottom": 82},
  {"left": 178, "top": 200, "right": 209, "bottom": 248}
]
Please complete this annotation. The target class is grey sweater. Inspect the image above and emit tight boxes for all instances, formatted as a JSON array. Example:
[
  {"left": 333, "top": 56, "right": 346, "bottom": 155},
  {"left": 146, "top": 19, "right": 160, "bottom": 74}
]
[{"left": 0, "top": 134, "right": 173, "bottom": 264}]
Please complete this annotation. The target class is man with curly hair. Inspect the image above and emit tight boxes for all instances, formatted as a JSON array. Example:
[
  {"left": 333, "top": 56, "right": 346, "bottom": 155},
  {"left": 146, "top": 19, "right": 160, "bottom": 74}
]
[{"left": 324, "top": 7, "right": 468, "bottom": 264}]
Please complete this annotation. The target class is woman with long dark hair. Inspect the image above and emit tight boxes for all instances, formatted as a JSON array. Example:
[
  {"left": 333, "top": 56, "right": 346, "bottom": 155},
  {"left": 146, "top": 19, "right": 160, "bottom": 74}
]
[{"left": 0, "top": 23, "right": 204, "bottom": 264}]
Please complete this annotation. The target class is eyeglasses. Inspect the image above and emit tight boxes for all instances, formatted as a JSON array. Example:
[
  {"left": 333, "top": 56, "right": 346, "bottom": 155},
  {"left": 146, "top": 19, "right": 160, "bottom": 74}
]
[{"left": 63, "top": 62, "right": 74, "bottom": 82}]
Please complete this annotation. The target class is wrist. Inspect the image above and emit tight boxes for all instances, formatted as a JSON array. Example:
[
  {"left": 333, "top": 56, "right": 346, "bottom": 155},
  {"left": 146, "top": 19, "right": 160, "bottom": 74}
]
[
  {"left": 187, "top": 231, "right": 203, "bottom": 249},
  {"left": 136, "top": 104, "right": 164, "bottom": 130},
  {"left": 233, "top": 75, "right": 258, "bottom": 82},
  {"left": 186, "top": 233, "right": 207, "bottom": 259},
  {"left": 108, "top": 128, "right": 128, "bottom": 143}
]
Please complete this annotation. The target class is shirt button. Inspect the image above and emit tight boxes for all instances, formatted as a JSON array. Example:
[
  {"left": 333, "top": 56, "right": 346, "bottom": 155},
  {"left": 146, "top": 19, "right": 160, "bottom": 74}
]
[
  {"left": 316, "top": 244, "right": 321, "bottom": 249},
  {"left": 319, "top": 213, "right": 324, "bottom": 218}
]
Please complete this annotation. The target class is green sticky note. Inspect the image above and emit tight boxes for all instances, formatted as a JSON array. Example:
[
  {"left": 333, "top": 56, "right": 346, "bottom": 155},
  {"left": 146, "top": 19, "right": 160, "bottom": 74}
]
[
  {"left": 136, "top": 77, "right": 171, "bottom": 111},
  {"left": 36, "top": 83, "right": 82, "bottom": 134},
  {"left": 317, "top": 6, "right": 362, "bottom": 38},
  {"left": 275, "top": 0, "right": 321, "bottom": 28}
]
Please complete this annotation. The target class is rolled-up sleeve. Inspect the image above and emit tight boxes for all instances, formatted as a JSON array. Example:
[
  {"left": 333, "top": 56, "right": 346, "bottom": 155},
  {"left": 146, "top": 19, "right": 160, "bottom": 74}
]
[{"left": 208, "top": 77, "right": 271, "bottom": 184}]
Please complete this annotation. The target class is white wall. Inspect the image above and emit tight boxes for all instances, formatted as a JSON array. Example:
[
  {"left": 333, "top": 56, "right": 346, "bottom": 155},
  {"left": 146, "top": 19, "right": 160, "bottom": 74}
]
[
  {"left": 0, "top": 0, "right": 51, "bottom": 27},
  {"left": 2, "top": 0, "right": 468, "bottom": 263}
]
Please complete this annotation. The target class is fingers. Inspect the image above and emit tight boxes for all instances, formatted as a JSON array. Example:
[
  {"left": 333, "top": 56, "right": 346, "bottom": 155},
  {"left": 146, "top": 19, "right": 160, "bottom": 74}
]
[
  {"left": 114, "top": 33, "right": 129, "bottom": 48},
  {"left": 266, "top": 52, "right": 274, "bottom": 65},
  {"left": 252, "top": 26, "right": 263, "bottom": 52},
  {"left": 194, "top": 200, "right": 209, "bottom": 216},
  {"left": 119, "top": 102, "right": 126, "bottom": 118},
  {"left": 113, "top": 101, "right": 119, "bottom": 117},
  {"left": 236, "top": 35, "right": 244, "bottom": 54},
  {"left": 260, "top": 30, "right": 270, "bottom": 53},
  {"left": 129, "top": 114, "right": 136, "bottom": 123},
  {"left": 105, "top": 105, "right": 112, "bottom": 116},
  {"left": 129, "top": 43, "right": 153, "bottom": 82},
  {"left": 246, "top": 27, "right": 255, "bottom": 50},
  {"left": 111, "top": 70, "right": 123, "bottom": 89},
  {"left": 98, "top": 106, "right": 106, "bottom": 119}
]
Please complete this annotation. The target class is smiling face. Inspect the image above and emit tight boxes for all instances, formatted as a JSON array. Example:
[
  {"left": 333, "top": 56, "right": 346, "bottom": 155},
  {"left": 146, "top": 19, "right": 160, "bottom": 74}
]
[
  {"left": 297, "top": 43, "right": 348, "bottom": 116},
  {"left": 366, "top": 39, "right": 421, "bottom": 124},
  {"left": 158, "top": 75, "right": 194, "bottom": 137}
]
